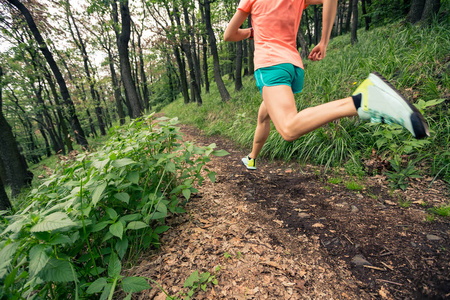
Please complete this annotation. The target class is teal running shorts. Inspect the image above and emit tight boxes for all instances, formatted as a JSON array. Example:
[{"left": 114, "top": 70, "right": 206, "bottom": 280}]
[{"left": 254, "top": 63, "right": 304, "bottom": 94}]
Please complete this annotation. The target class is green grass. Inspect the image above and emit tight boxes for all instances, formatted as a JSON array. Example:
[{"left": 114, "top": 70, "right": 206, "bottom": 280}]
[
  {"left": 344, "top": 180, "right": 365, "bottom": 191},
  {"left": 162, "top": 20, "right": 450, "bottom": 187}
]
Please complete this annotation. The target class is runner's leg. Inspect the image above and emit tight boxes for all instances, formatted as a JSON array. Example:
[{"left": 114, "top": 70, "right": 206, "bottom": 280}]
[
  {"left": 262, "top": 85, "right": 357, "bottom": 142},
  {"left": 249, "top": 102, "right": 271, "bottom": 159}
]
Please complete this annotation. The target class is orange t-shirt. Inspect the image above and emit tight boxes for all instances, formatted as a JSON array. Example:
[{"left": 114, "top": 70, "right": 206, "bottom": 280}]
[{"left": 238, "top": 0, "right": 308, "bottom": 70}]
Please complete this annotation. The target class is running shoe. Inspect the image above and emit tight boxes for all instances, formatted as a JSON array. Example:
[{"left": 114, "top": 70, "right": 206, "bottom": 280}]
[
  {"left": 242, "top": 155, "right": 256, "bottom": 170},
  {"left": 353, "top": 72, "right": 429, "bottom": 139}
]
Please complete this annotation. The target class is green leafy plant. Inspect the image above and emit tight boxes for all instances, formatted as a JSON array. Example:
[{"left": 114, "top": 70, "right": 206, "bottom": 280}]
[
  {"left": 385, "top": 158, "right": 422, "bottom": 191},
  {"left": 0, "top": 115, "right": 228, "bottom": 299},
  {"left": 428, "top": 204, "right": 450, "bottom": 217},
  {"left": 173, "top": 267, "right": 220, "bottom": 300}
]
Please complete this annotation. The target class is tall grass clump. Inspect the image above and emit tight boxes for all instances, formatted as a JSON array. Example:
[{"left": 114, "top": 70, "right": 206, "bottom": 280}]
[
  {"left": 0, "top": 115, "right": 227, "bottom": 299},
  {"left": 164, "top": 20, "right": 449, "bottom": 187}
]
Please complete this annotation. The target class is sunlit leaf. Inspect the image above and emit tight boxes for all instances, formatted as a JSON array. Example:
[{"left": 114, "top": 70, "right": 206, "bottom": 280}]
[{"left": 121, "top": 276, "right": 151, "bottom": 293}]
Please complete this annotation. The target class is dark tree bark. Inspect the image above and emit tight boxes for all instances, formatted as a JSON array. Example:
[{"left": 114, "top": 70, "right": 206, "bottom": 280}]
[
  {"left": 111, "top": 0, "right": 143, "bottom": 119},
  {"left": 0, "top": 65, "right": 33, "bottom": 197},
  {"left": 198, "top": 1, "right": 210, "bottom": 93},
  {"left": 107, "top": 50, "right": 126, "bottom": 125},
  {"left": 351, "top": 0, "right": 358, "bottom": 45},
  {"left": 345, "top": 0, "right": 352, "bottom": 34},
  {"left": 361, "top": 0, "right": 370, "bottom": 30},
  {"left": 297, "top": 28, "right": 309, "bottom": 59},
  {"left": 135, "top": 27, "right": 150, "bottom": 111},
  {"left": 235, "top": 40, "right": 243, "bottom": 91},
  {"left": 407, "top": 0, "right": 426, "bottom": 23},
  {"left": 420, "top": 0, "right": 440, "bottom": 24},
  {"left": 314, "top": 5, "right": 321, "bottom": 45},
  {"left": 243, "top": 38, "right": 249, "bottom": 76},
  {"left": 247, "top": 14, "right": 254, "bottom": 75},
  {"left": 0, "top": 175, "right": 11, "bottom": 211},
  {"left": 6, "top": 0, "right": 88, "bottom": 149},
  {"left": 303, "top": 9, "right": 313, "bottom": 46},
  {"left": 203, "top": 0, "right": 230, "bottom": 101}
]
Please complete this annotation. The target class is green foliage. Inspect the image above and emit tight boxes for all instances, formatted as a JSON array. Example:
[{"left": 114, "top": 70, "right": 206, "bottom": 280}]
[
  {"left": 344, "top": 152, "right": 366, "bottom": 179},
  {"left": 328, "top": 177, "right": 342, "bottom": 185},
  {"left": 385, "top": 158, "right": 422, "bottom": 191},
  {"left": 344, "top": 180, "right": 364, "bottom": 191},
  {"left": 0, "top": 115, "right": 227, "bottom": 299},
  {"left": 429, "top": 204, "right": 450, "bottom": 217}
]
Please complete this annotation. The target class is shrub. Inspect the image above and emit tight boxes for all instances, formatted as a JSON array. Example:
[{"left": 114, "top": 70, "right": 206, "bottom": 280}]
[{"left": 0, "top": 115, "right": 228, "bottom": 299}]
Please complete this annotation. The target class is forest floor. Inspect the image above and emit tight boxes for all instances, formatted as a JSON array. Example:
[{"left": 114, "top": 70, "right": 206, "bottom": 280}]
[{"left": 131, "top": 123, "right": 449, "bottom": 300}]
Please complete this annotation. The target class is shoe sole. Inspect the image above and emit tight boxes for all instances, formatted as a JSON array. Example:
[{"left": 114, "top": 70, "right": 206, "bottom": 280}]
[{"left": 370, "top": 72, "right": 430, "bottom": 139}]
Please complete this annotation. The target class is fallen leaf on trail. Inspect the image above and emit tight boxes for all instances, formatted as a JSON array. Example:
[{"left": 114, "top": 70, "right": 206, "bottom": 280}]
[
  {"left": 273, "top": 219, "right": 284, "bottom": 226},
  {"left": 296, "top": 279, "right": 306, "bottom": 290},
  {"left": 260, "top": 261, "right": 283, "bottom": 270},
  {"left": 312, "top": 223, "right": 325, "bottom": 228}
]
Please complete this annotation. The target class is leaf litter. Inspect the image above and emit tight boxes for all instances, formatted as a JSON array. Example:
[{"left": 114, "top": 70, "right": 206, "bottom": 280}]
[{"left": 129, "top": 123, "right": 449, "bottom": 300}]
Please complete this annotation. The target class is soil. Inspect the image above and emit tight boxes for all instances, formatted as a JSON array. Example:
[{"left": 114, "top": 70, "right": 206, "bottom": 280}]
[{"left": 131, "top": 123, "right": 450, "bottom": 300}]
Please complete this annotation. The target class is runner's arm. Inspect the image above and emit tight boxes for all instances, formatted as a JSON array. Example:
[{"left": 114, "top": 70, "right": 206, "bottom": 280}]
[
  {"left": 308, "top": 0, "right": 337, "bottom": 61},
  {"left": 224, "top": 10, "right": 251, "bottom": 42}
]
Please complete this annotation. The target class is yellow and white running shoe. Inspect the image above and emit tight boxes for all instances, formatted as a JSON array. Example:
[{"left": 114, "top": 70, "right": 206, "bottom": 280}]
[
  {"left": 242, "top": 155, "right": 256, "bottom": 170},
  {"left": 353, "top": 72, "right": 429, "bottom": 139}
]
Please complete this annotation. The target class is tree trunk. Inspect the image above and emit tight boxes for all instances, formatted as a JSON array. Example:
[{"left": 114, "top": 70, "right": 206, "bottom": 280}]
[
  {"left": 420, "top": 0, "right": 440, "bottom": 24},
  {"left": 6, "top": 0, "right": 88, "bottom": 149},
  {"left": 297, "top": 28, "right": 309, "bottom": 59},
  {"left": 202, "top": 34, "right": 210, "bottom": 92},
  {"left": 204, "top": 0, "right": 231, "bottom": 101},
  {"left": 173, "top": 45, "right": 190, "bottom": 104},
  {"left": 43, "top": 69, "right": 73, "bottom": 152},
  {"left": 137, "top": 33, "right": 150, "bottom": 111},
  {"left": 345, "top": 0, "right": 352, "bottom": 34},
  {"left": 351, "top": 0, "right": 358, "bottom": 45},
  {"left": 111, "top": 0, "right": 143, "bottom": 119},
  {"left": 407, "top": 0, "right": 426, "bottom": 24},
  {"left": 106, "top": 49, "right": 126, "bottom": 125},
  {"left": 314, "top": 6, "right": 321, "bottom": 45},
  {"left": 247, "top": 15, "right": 254, "bottom": 75},
  {"left": 235, "top": 40, "right": 243, "bottom": 91},
  {"left": 361, "top": 0, "right": 370, "bottom": 30},
  {"left": 0, "top": 65, "right": 33, "bottom": 197},
  {"left": 243, "top": 39, "right": 249, "bottom": 76},
  {"left": 0, "top": 175, "right": 11, "bottom": 211}
]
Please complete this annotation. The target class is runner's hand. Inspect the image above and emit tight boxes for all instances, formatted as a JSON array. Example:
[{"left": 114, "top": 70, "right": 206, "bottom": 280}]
[{"left": 308, "top": 43, "right": 327, "bottom": 61}]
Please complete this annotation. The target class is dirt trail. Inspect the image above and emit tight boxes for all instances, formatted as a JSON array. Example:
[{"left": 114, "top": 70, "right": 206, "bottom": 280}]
[{"left": 132, "top": 123, "right": 449, "bottom": 300}]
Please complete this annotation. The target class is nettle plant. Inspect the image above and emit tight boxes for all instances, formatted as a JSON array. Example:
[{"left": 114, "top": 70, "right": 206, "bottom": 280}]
[{"left": 0, "top": 115, "right": 228, "bottom": 299}]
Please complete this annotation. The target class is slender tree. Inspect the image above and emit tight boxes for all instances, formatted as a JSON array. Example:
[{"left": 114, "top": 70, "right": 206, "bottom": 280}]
[
  {"left": 202, "top": 0, "right": 230, "bottom": 101},
  {"left": 351, "top": 0, "right": 358, "bottom": 45},
  {"left": 111, "top": 0, "right": 143, "bottom": 118},
  {"left": 235, "top": 39, "right": 243, "bottom": 91}
]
